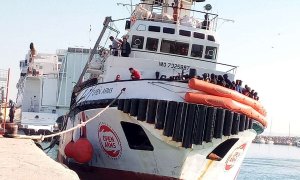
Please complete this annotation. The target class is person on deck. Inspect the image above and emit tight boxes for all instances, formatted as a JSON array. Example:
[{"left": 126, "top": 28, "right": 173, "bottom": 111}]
[
  {"left": 9, "top": 105, "right": 15, "bottom": 123},
  {"left": 129, "top": 68, "right": 141, "bottom": 80},
  {"left": 210, "top": 73, "right": 217, "bottom": 84},
  {"left": 172, "top": 0, "right": 179, "bottom": 23},
  {"left": 253, "top": 92, "right": 259, "bottom": 100},
  {"left": 109, "top": 36, "right": 121, "bottom": 56},
  {"left": 121, "top": 37, "right": 131, "bottom": 57},
  {"left": 217, "top": 75, "right": 226, "bottom": 87},
  {"left": 202, "top": 14, "right": 210, "bottom": 30},
  {"left": 9, "top": 100, "right": 15, "bottom": 123},
  {"left": 202, "top": 73, "right": 209, "bottom": 81},
  {"left": 242, "top": 85, "right": 251, "bottom": 96},
  {"left": 235, "top": 80, "right": 243, "bottom": 93},
  {"left": 115, "top": 74, "right": 121, "bottom": 81},
  {"left": 223, "top": 74, "right": 233, "bottom": 89}
]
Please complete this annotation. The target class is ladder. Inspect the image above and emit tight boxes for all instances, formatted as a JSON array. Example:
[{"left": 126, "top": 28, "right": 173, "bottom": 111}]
[{"left": 75, "top": 16, "right": 112, "bottom": 90}]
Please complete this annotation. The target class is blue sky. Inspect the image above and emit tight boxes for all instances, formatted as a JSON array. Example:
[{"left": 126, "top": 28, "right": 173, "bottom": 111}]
[{"left": 1, "top": 0, "right": 299, "bottom": 135}]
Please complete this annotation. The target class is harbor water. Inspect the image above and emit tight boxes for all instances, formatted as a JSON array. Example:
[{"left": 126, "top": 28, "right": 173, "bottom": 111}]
[
  {"left": 44, "top": 143, "right": 300, "bottom": 179},
  {"left": 238, "top": 144, "right": 300, "bottom": 180}
]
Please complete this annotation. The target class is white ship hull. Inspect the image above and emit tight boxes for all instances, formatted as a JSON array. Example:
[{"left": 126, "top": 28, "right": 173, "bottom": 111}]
[
  {"left": 58, "top": 108, "right": 256, "bottom": 179},
  {"left": 58, "top": 80, "right": 257, "bottom": 179}
]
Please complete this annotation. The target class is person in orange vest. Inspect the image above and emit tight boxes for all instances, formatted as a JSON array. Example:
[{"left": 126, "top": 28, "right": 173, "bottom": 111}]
[{"left": 129, "top": 68, "right": 141, "bottom": 80}]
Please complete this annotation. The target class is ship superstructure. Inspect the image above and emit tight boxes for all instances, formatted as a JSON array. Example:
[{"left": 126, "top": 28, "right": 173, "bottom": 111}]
[{"left": 16, "top": 46, "right": 96, "bottom": 134}]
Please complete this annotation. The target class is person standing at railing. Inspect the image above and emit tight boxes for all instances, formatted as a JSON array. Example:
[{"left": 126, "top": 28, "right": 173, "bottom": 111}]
[
  {"left": 202, "top": 14, "right": 210, "bottom": 30},
  {"left": 28, "top": 42, "right": 37, "bottom": 74},
  {"left": 121, "top": 36, "right": 131, "bottom": 57},
  {"left": 109, "top": 36, "right": 121, "bottom": 56},
  {"left": 235, "top": 80, "right": 243, "bottom": 93},
  {"left": 223, "top": 74, "right": 233, "bottom": 89},
  {"left": 172, "top": 0, "right": 182, "bottom": 23}
]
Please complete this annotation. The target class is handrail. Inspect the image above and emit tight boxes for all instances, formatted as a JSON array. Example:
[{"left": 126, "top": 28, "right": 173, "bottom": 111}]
[
  {"left": 131, "top": 49, "right": 238, "bottom": 70},
  {"left": 138, "top": 2, "right": 219, "bottom": 17},
  {"left": 131, "top": 3, "right": 218, "bottom": 31}
]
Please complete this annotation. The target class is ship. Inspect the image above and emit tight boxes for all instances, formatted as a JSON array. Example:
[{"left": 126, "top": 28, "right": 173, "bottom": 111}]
[
  {"left": 57, "top": 0, "right": 267, "bottom": 179},
  {"left": 16, "top": 44, "right": 93, "bottom": 135},
  {"left": 16, "top": 44, "right": 61, "bottom": 134}
]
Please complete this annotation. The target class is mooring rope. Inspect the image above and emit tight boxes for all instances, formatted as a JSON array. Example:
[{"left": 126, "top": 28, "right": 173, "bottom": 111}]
[{"left": 14, "top": 88, "right": 126, "bottom": 142}]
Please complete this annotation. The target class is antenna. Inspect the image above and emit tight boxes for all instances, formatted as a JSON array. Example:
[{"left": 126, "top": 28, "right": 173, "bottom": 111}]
[
  {"left": 116, "top": 2, "right": 133, "bottom": 14},
  {"left": 130, "top": 0, "right": 133, "bottom": 14},
  {"left": 89, "top": 25, "right": 92, "bottom": 49}
]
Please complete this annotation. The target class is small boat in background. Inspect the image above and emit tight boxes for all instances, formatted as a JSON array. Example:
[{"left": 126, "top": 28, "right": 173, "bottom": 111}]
[{"left": 16, "top": 44, "right": 60, "bottom": 134}]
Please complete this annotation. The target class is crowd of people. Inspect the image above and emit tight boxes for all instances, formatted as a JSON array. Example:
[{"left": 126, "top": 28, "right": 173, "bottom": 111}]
[
  {"left": 113, "top": 69, "right": 259, "bottom": 101},
  {"left": 198, "top": 73, "right": 260, "bottom": 101}
]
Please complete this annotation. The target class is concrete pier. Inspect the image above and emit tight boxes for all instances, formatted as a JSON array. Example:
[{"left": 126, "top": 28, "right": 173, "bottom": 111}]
[{"left": 0, "top": 138, "right": 79, "bottom": 180}]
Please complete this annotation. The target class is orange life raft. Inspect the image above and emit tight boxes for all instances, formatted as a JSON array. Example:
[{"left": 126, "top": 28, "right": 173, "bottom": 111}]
[
  {"left": 185, "top": 78, "right": 267, "bottom": 127},
  {"left": 188, "top": 78, "right": 266, "bottom": 116}
]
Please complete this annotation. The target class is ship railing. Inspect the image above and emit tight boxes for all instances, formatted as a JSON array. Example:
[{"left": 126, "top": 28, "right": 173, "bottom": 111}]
[
  {"left": 131, "top": 49, "right": 238, "bottom": 74},
  {"left": 132, "top": 3, "right": 218, "bottom": 31},
  {"left": 93, "top": 47, "right": 237, "bottom": 74}
]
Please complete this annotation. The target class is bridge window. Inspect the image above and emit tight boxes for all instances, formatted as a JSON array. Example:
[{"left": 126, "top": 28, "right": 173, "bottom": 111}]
[
  {"left": 179, "top": 30, "right": 191, "bottom": 37},
  {"left": 131, "top": 35, "right": 144, "bottom": 49},
  {"left": 194, "top": 32, "right": 205, "bottom": 39},
  {"left": 163, "top": 27, "right": 175, "bottom": 34},
  {"left": 205, "top": 46, "right": 217, "bottom": 60},
  {"left": 207, "top": 35, "right": 215, "bottom": 42},
  {"left": 191, "top": 44, "right": 203, "bottom": 58},
  {"left": 160, "top": 40, "right": 189, "bottom": 56},
  {"left": 146, "top": 38, "right": 159, "bottom": 51},
  {"left": 154, "top": 0, "right": 163, "bottom": 4},
  {"left": 148, "top": 26, "right": 161, "bottom": 32},
  {"left": 136, "top": 24, "right": 146, "bottom": 31}
]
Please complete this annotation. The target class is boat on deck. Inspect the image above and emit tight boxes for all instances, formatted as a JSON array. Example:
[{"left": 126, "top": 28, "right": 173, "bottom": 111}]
[{"left": 57, "top": 1, "right": 267, "bottom": 179}]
